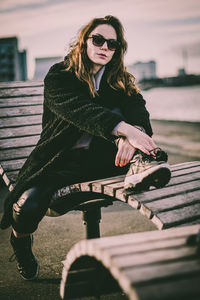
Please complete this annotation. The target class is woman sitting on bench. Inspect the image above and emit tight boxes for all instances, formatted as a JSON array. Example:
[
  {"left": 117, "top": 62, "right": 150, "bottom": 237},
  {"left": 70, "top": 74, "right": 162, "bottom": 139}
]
[{"left": 1, "top": 15, "right": 171, "bottom": 281}]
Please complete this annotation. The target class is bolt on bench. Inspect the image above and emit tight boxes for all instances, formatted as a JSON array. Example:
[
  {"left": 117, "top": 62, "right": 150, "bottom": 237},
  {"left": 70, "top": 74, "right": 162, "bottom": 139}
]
[{"left": 1, "top": 81, "right": 200, "bottom": 299}]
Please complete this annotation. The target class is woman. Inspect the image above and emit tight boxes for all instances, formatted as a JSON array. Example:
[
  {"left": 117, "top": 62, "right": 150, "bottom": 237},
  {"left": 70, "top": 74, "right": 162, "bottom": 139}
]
[{"left": 1, "top": 15, "right": 171, "bottom": 280}]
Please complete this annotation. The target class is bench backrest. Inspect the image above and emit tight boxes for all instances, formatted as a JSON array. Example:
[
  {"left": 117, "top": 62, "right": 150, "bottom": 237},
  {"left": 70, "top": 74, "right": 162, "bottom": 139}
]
[{"left": 0, "top": 81, "right": 43, "bottom": 191}]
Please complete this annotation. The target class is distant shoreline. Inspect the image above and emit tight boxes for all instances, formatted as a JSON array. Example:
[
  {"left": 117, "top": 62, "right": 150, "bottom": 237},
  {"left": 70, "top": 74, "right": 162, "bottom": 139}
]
[{"left": 151, "top": 119, "right": 200, "bottom": 125}]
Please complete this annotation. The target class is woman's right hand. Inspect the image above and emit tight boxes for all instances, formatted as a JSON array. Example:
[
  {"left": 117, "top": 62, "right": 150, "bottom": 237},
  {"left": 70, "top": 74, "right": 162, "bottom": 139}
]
[{"left": 116, "top": 121, "right": 157, "bottom": 156}]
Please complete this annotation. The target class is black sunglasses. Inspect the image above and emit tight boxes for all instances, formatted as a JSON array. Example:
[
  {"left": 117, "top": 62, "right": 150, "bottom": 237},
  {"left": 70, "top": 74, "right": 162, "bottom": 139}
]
[{"left": 88, "top": 34, "right": 120, "bottom": 51}]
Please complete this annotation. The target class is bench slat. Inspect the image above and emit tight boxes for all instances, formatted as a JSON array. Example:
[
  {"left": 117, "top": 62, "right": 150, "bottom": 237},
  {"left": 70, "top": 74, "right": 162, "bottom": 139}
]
[
  {"left": 106, "top": 236, "right": 187, "bottom": 256},
  {"left": 113, "top": 246, "right": 195, "bottom": 269},
  {"left": 152, "top": 202, "right": 200, "bottom": 229},
  {"left": 0, "top": 146, "right": 35, "bottom": 161},
  {"left": 1, "top": 158, "right": 26, "bottom": 172},
  {"left": 102, "top": 173, "right": 200, "bottom": 205},
  {"left": 125, "top": 179, "right": 200, "bottom": 209},
  {"left": 172, "top": 165, "right": 200, "bottom": 177},
  {"left": 0, "top": 125, "right": 42, "bottom": 139},
  {"left": 0, "top": 81, "right": 43, "bottom": 88},
  {"left": 140, "top": 189, "right": 200, "bottom": 219},
  {"left": 0, "top": 135, "right": 40, "bottom": 149},
  {"left": 123, "top": 259, "right": 200, "bottom": 285},
  {"left": 170, "top": 160, "right": 200, "bottom": 170},
  {"left": 0, "top": 86, "right": 43, "bottom": 98},
  {"left": 0, "top": 115, "right": 42, "bottom": 128},
  {"left": 91, "top": 224, "right": 200, "bottom": 248},
  {"left": 0, "top": 96, "right": 43, "bottom": 107},
  {"left": 0, "top": 105, "right": 43, "bottom": 117}
]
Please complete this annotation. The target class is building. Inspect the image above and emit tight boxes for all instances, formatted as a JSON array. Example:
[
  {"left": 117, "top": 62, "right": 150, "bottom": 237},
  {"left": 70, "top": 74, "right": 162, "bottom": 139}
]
[
  {"left": 0, "top": 37, "right": 27, "bottom": 82},
  {"left": 128, "top": 60, "right": 157, "bottom": 81},
  {"left": 34, "top": 56, "right": 63, "bottom": 81}
]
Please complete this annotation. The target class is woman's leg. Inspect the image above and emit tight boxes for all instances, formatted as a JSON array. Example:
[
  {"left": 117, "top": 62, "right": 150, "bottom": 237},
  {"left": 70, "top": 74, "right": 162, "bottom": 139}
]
[
  {"left": 10, "top": 185, "right": 55, "bottom": 281},
  {"left": 11, "top": 185, "right": 54, "bottom": 234}
]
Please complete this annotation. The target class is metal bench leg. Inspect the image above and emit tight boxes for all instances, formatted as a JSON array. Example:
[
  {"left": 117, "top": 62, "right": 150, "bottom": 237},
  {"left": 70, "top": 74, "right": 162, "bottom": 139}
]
[{"left": 82, "top": 207, "right": 101, "bottom": 239}]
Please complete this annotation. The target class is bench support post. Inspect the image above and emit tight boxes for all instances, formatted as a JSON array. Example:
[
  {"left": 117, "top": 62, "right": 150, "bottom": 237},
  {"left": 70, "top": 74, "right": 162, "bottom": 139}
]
[{"left": 82, "top": 207, "right": 101, "bottom": 239}]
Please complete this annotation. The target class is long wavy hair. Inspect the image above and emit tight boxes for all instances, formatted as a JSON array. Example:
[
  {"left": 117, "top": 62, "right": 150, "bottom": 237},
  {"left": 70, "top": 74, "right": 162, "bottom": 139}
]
[{"left": 65, "top": 15, "right": 139, "bottom": 97}]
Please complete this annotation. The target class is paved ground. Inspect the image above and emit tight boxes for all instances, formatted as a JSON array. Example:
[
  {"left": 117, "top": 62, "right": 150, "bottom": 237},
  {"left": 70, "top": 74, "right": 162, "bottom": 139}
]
[
  {"left": 0, "top": 119, "right": 200, "bottom": 299},
  {"left": 0, "top": 204, "right": 156, "bottom": 300}
]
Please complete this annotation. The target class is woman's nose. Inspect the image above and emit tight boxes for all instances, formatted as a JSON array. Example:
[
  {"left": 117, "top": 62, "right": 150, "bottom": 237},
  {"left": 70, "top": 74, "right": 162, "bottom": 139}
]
[{"left": 101, "top": 41, "right": 108, "bottom": 50}]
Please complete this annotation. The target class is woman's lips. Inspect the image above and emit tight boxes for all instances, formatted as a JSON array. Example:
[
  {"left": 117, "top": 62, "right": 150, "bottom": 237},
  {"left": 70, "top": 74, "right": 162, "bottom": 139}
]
[{"left": 97, "top": 53, "right": 107, "bottom": 58}]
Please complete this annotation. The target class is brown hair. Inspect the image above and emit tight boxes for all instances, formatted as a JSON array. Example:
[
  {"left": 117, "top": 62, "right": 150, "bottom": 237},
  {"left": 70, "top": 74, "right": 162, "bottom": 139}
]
[{"left": 65, "top": 15, "right": 139, "bottom": 97}]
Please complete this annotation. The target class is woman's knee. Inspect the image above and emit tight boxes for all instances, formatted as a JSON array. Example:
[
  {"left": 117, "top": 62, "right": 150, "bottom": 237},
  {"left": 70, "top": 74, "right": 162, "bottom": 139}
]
[{"left": 12, "top": 186, "right": 51, "bottom": 233}]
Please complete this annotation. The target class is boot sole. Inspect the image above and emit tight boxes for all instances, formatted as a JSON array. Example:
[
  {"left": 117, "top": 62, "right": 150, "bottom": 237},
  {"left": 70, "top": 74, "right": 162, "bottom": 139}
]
[
  {"left": 19, "top": 259, "right": 39, "bottom": 281},
  {"left": 124, "top": 164, "right": 171, "bottom": 193}
]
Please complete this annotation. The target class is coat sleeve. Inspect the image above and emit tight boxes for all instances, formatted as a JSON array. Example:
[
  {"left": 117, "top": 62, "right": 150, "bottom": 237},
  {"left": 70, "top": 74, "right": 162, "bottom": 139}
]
[
  {"left": 119, "top": 90, "right": 153, "bottom": 137},
  {"left": 44, "top": 64, "right": 124, "bottom": 140}
]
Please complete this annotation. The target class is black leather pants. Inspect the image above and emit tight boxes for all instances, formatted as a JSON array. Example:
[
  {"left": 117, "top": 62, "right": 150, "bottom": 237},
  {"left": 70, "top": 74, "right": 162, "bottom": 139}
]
[{"left": 12, "top": 185, "right": 55, "bottom": 233}]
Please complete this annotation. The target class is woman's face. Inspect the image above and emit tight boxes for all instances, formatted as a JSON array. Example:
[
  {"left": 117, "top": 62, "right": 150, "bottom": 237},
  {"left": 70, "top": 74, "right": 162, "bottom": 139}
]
[{"left": 86, "top": 24, "right": 117, "bottom": 73}]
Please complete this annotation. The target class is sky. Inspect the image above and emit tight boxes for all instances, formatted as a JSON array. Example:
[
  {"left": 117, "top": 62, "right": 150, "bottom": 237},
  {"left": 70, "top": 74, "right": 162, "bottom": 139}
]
[{"left": 0, "top": 0, "right": 200, "bottom": 79}]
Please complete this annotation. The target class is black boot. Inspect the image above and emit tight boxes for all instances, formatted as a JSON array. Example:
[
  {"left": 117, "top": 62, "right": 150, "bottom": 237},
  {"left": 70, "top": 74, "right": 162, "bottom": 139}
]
[{"left": 10, "top": 231, "right": 39, "bottom": 280}]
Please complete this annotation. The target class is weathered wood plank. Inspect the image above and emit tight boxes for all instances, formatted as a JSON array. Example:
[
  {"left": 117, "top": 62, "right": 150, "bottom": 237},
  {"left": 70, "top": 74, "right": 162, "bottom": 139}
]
[
  {"left": 1, "top": 158, "right": 26, "bottom": 172},
  {"left": 91, "top": 176, "right": 124, "bottom": 193},
  {"left": 0, "top": 86, "right": 43, "bottom": 98},
  {"left": 0, "top": 125, "right": 42, "bottom": 139},
  {"left": 126, "top": 179, "right": 200, "bottom": 210},
  {"left": 172, "top": 165, "right": 200, "bottom": 177},
  {"left": 0, "top": 81, "right": 43, "bottom": 88},
  {"left": 113, "top": 246, "right": 196, "bottom": 269},
  {"left": 0, "top": 95, "right": 43, "bottom": 107},
  {"left": 140, "top": 189, "right": 200, "bottom": 219},
  {"left": 0, "top": 135, "right": 40, "bottom": 149},
  {"left": 0, "top": 105, "right": 43, "bottom": 117},
  {"left": 123, "top": 259, "right": 200, "bottom": 285},
  {"left": 90, "top": 225, "right": 200, "bottom": 248},
  {"left": 0, "top": 146, "right": 34, "bottom": 161},
  {"left": 170, "top": 161, "right": 200, "bottom": 170},
  {"left": 0, "top": 115, "right": 42, "bottom": 128},
  {"left": 105, "top": 237, "right": 186, "bottom": 256},
  {"left": 152, "top": 202, "right": 200, "bottom": 229},
  {"left": 80, "top": 175, "right": 124, "bottom": 192}
]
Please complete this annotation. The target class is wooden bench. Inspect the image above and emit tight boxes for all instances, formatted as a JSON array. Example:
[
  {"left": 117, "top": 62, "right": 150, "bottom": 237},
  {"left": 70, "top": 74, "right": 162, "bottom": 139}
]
[
  {"left": 0, "top": 81, "right": 200, "bottom": 234},
  {"left": 60, "top": 224, "right": 200, "bottom": 300}
]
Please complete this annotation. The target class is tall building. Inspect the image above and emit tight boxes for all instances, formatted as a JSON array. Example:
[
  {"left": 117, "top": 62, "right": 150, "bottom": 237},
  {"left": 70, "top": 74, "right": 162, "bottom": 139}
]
[
  {"left": 34, "top": 56, "right": 62, "bottom": 81},
  {"left": 0, "top": 37, "right": 27, "bottom": 82},
  {"left": 128, "top": 60, "right": 157, "bottom": 81}
]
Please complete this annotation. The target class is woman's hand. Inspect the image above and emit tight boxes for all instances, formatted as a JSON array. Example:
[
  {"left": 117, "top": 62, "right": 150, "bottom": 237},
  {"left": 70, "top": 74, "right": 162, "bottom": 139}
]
[
  {"left": 115, "top": 138, "right": 136, "bottom": 167},
  {"left": 116, "top": 122, "right": 157, "bottom": 156}
]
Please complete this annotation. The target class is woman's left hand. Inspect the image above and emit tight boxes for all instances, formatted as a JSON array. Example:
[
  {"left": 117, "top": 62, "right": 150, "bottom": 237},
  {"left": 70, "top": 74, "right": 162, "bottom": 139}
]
[{"left": 115, "top": 137, "right": 136, "bottom": 167}]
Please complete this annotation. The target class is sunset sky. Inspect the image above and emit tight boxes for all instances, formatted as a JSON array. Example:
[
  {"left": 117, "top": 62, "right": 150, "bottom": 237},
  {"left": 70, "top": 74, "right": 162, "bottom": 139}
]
[{"left": 0, "top": 0, "right": 200, "bottom": 79}]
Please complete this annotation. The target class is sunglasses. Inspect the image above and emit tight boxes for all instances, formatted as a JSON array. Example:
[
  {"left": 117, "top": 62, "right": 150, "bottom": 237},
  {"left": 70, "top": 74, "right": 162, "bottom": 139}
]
[{"left": 88, "top": 34, "right": 120, "bottom": 51}]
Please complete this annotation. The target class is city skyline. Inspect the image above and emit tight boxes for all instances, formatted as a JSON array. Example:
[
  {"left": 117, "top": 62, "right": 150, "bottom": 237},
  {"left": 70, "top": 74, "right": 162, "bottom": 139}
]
[{"left": 0, "top": 0, "right": 200, "bottom": 79}]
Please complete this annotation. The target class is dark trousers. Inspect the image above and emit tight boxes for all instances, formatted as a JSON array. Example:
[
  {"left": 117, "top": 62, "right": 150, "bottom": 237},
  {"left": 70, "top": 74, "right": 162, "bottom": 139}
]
[{"left": 11, "top": 138, "right": 128, "bottom": 233}]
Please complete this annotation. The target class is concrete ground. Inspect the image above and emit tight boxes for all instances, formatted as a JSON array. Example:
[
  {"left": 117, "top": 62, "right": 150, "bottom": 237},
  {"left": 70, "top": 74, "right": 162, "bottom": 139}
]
[
  {"left": 0, "top": 203, "right": 156, "bottom": 300},
  {"left": 0, "top": 120, "right": 200, "bottom": 300}
]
